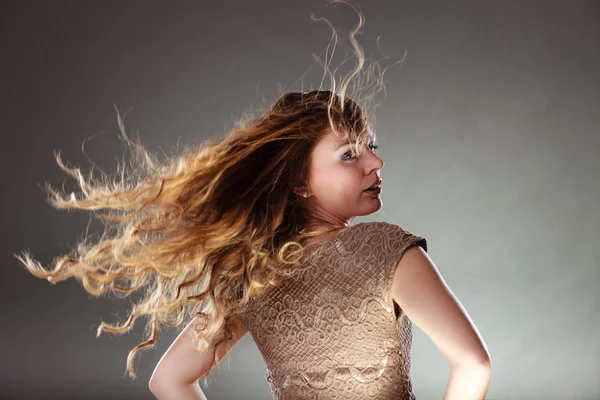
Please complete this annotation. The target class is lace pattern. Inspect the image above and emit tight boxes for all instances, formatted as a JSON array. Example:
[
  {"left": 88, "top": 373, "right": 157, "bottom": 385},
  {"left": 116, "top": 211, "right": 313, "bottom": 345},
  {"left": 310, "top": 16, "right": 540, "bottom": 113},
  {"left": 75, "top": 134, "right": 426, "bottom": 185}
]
[{"left": 239, "top": 221, "right": 428, "bottom": 399}]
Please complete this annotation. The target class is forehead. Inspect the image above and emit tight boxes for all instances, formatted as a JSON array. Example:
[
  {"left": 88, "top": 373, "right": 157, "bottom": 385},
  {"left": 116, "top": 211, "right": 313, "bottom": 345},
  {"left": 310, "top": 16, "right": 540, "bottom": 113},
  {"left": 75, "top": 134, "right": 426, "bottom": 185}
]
[{"left": 329, "top": 128, "right": 375, "bottom": 148}]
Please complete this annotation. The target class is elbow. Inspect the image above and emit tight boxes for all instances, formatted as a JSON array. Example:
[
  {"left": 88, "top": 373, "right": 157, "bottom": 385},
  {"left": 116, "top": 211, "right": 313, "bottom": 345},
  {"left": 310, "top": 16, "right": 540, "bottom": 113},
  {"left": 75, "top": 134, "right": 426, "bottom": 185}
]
[
  {"left": 470, "top": 348, "right": 492, "bottom": 370},
  {"left": 149, "top": 371, "right": 171, "bottom": 395},
  {"left": 148, "top": 371, "right": 204, "bottom": 394},
  {"left": 450, "top": 358, "right": 492, "bottom": 386},
  {"left": 450, "top": 352, "right": 492, "bottom": 373},
  {"left": 477, "top": 348, "right": 492, "bottom": 371},
  {"left": 473, "top": 356, "right": 492, "bottom": 375},
  {"left": 148, "top": 377, "right": 162, "bottom": 395},
  {"left": 481, "top": 354, "right": 492, "bottom": 370},
  {"left": 473, "top": 358, "right": 493, "bottom": 376},
  {"left": 149, "top": 368, "right": 161, "bottom": 393}
]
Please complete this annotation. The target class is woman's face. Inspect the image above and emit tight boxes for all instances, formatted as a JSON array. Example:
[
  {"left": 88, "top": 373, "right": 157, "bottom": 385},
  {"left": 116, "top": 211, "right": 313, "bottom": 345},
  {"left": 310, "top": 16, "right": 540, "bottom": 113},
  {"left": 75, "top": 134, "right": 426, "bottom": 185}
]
[{"left": 299, "top": 128, "right": 384, "bottom": 227}]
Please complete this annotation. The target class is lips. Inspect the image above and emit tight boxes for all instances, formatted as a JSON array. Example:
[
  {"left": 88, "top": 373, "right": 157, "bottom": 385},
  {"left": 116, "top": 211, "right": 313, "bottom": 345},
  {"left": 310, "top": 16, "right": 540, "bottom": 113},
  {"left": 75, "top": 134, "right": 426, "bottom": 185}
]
[
  {"left": 364, "top": 178, "right": 382, "bottom": 191},
  {"left": 364, "top": 186, "right": 381, "bottom": 195}
]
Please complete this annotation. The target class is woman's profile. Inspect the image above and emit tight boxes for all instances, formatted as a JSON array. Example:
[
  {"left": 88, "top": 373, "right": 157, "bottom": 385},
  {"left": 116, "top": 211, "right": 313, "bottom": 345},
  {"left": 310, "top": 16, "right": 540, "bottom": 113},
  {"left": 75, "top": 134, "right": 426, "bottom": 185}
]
[{"left": 15, "top": 1, "right": 491, "bottom": 399}]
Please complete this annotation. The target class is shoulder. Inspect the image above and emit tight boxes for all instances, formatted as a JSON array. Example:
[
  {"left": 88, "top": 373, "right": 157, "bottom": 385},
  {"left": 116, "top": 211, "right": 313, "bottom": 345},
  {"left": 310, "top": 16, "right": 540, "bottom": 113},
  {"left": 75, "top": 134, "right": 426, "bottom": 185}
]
[
  {"left": 358, "top": 221, "right": 427, "bottom": 252},
  {"left": 358, "top": 220, "right": 411, "bottom": 232},
  {"left": 356, "top": 220, "right": 399, "bottom": 234}
]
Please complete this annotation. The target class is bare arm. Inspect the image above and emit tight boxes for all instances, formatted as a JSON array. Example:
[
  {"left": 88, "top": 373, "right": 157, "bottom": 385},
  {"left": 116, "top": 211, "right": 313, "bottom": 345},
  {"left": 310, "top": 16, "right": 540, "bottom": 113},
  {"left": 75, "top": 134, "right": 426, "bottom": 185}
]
[
  {"left": 391, "top": 245, "right": 491, "bottom": 399},
  {"left": 150, "top": 382, "right": 208, "bottom": 400},
  {"left": 149, "top": 315, "right": 249, "bottom": 399}
]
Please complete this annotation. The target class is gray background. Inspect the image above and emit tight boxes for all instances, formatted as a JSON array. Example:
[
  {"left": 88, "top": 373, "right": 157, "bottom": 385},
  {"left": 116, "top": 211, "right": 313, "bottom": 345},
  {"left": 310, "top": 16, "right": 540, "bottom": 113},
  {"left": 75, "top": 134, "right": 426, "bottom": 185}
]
[{"left": 1, "top": 1, "right": 599, "bottom": 399}]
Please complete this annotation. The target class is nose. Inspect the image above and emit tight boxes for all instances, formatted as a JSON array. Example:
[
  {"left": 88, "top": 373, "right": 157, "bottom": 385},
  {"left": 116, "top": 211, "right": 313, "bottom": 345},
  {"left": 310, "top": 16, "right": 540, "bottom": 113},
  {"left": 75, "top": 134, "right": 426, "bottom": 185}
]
[{"left": 371, "top": 151, "right": 384, "bottom": 169}]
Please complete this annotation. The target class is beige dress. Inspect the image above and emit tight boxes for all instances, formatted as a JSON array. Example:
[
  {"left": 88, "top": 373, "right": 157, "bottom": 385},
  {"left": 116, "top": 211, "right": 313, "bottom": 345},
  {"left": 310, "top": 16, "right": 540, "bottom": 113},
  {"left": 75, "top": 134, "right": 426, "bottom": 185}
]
[{"left": 239, "top": 221, "right": 428, "bottom": 399}]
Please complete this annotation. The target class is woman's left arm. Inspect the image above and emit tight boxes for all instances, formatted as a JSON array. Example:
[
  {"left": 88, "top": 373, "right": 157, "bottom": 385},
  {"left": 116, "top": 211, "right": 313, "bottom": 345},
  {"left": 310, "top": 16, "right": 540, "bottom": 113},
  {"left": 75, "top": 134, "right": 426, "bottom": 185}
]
[{"left": 149, "top": 315, "right": 249, "bottom": 396}]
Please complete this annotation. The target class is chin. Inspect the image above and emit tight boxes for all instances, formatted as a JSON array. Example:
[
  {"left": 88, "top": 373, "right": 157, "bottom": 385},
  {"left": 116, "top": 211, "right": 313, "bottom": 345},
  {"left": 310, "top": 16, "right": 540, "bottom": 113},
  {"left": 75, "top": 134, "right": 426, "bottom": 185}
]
[{"left": 359, "top": 199, "right": 383, "bottom": 215}]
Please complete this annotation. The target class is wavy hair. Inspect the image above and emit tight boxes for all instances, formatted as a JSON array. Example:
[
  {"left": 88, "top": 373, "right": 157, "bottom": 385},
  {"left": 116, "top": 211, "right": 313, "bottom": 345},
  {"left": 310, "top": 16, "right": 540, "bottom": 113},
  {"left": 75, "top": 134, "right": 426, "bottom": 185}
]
[{"left": 15, "top": 0, "right": 404, "bottom": 385}]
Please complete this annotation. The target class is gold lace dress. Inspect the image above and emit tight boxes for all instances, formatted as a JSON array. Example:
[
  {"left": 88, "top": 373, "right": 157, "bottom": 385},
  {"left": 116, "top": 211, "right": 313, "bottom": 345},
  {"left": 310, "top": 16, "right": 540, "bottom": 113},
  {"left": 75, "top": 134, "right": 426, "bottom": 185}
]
[{"left": 239, "top": 221, "right": 428, "bottom": 399}]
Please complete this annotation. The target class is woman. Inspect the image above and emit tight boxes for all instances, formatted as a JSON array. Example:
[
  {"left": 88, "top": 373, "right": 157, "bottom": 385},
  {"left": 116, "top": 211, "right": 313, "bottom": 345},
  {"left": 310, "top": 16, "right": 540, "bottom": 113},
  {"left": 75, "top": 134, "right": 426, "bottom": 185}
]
[{"left": 15, "top": 4, "right": 491, "bottom": 400}]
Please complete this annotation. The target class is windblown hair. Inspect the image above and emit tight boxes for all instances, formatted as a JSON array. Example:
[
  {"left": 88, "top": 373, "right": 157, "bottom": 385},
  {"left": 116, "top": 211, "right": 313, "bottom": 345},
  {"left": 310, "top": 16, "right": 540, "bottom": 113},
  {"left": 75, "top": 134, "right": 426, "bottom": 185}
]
[{"left": 15, "top": 0, "right": 404, "bottom": 385}]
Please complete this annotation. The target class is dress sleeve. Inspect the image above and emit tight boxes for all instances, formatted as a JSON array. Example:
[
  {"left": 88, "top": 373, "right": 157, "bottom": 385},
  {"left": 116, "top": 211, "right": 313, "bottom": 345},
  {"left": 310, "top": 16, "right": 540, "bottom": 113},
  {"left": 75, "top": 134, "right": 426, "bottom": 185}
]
[{"left": 372, "top": 221, "right": 428, "bottom": 310}]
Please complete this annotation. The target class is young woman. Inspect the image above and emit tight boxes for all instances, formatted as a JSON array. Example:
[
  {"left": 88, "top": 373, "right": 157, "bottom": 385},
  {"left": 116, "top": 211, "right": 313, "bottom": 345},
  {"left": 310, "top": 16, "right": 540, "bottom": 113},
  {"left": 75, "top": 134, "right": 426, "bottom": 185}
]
[{"left": 16, "top": 4, "right": 491, "bottom": 400}]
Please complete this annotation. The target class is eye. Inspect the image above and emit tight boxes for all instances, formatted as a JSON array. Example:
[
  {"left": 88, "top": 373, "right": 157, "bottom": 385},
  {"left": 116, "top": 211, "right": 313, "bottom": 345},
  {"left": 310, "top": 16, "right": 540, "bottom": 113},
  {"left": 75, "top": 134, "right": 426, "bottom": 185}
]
[
  {"left": 341, "top": 142, "right": 379, "bottom": 161},
  {"left": 341, "top": 149, "right": 358, "bottom": 161}
]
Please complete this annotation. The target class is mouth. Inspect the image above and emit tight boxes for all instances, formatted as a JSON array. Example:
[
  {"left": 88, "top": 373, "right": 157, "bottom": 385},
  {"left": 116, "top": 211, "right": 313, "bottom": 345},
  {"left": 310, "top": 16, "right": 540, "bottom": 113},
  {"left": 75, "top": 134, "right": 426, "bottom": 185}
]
[
  {"left": 363, "top": 186, "right": 381, "bottom": 195},
  {"left": 363, "top": 178, "right": 382, "bottom": 193}
]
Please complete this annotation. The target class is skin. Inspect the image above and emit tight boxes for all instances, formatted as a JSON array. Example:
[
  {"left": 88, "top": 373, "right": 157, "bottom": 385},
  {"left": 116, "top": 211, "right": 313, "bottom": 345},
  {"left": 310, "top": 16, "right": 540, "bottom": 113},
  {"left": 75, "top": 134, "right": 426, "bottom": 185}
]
[
  {"left": 150, "top": 128, "right": 491, "bottom": 399},
  {"left": 293, "top": 128, "right": 383, "bottom": 245}
]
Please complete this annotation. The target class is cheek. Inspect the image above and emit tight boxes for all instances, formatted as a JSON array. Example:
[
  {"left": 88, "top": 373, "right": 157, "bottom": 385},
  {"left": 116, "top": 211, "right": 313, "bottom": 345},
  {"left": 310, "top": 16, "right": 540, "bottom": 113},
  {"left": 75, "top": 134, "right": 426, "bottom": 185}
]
[{"left": 314, "top": 166, "right": 361, "bottom": 194}]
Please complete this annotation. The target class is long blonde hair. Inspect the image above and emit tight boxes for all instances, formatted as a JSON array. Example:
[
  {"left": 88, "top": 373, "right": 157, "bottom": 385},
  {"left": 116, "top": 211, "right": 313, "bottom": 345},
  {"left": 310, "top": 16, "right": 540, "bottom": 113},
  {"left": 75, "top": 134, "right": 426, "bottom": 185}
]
[{"left": 14, "top": 0, "right": 404, "bottom": 384}]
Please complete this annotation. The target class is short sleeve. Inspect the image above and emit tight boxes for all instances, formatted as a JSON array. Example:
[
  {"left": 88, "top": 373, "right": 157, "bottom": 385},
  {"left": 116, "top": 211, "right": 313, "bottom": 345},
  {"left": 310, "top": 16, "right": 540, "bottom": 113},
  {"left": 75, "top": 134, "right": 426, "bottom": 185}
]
[{"left": 370, "top": 221, "right": 428, "bottom": 310}]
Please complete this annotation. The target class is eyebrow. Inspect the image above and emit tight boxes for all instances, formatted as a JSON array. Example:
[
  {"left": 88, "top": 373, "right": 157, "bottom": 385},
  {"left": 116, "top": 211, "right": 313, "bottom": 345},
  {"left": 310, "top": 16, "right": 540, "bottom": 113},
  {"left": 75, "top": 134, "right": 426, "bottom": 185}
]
[{"left": 335, "top": 135, "right": 377, "bottom": 150}]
